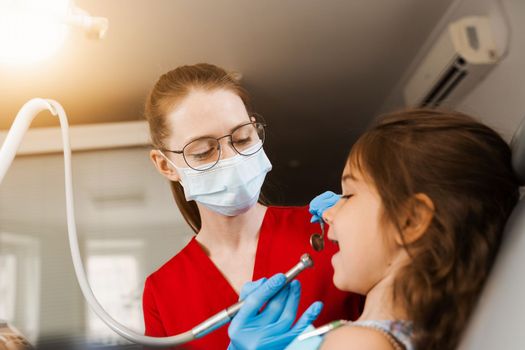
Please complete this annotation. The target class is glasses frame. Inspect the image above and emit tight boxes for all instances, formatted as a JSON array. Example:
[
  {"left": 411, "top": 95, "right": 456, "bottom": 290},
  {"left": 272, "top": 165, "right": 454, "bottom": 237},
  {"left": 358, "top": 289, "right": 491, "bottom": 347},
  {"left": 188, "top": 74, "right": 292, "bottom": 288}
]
[{"left": 161, "top": 115, "right": 266, "bottom": 171}]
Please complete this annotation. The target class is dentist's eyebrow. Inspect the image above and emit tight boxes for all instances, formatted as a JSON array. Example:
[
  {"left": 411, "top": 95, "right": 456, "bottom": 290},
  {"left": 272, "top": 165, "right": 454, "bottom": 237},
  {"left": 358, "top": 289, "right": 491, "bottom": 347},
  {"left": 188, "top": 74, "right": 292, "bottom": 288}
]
[{"left": 181, "top": 121, "right": 249, "bottom": 146}]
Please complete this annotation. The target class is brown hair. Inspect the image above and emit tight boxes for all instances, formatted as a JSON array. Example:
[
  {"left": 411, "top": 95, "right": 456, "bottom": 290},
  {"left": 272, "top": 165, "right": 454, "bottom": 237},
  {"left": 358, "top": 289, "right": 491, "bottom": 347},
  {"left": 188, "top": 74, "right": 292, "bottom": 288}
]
[
  {"left": 144, "top": 63, "right": 252, "bottom": 233},
  {"left": 349, "top": 109, "right": 519, "bottom": 349}
]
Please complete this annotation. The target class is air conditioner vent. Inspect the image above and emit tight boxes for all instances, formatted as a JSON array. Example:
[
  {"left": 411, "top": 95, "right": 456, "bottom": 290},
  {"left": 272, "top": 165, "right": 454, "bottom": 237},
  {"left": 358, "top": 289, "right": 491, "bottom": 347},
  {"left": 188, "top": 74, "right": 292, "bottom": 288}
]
[{"left": 421, "top": 56, "right": 469, "bottom": 107}]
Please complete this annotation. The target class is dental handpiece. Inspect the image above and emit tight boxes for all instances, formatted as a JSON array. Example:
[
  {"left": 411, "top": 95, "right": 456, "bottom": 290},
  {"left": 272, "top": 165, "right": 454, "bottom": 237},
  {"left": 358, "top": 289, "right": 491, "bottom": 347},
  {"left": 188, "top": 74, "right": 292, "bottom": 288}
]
[{"left": 191, "top": 253, "right": 314, "bottom": 339}]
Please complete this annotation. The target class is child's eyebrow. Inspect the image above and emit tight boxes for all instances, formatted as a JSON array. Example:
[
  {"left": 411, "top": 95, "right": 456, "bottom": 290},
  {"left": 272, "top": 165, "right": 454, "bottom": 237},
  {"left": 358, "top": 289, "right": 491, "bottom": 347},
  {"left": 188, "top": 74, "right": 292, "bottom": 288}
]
[{"left": 342, "top": 173, "right": 357, "bottom": 182}]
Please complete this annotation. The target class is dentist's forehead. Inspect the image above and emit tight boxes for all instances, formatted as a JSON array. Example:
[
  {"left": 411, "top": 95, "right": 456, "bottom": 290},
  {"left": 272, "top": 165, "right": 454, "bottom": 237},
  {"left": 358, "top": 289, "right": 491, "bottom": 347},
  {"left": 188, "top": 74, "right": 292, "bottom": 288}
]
[{"left": 166, "top": 89, "right": 249, "bottom": 147}]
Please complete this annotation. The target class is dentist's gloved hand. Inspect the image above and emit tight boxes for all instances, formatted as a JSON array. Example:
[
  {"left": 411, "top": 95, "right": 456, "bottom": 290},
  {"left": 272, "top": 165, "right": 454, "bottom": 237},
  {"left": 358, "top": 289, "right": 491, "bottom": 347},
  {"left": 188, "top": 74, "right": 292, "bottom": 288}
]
[
  {"left": 309, "top": 191, "right": 341, "bottom": 223},
  {"left": 227, "top": 273, "right": 323, "bottom": 350}
]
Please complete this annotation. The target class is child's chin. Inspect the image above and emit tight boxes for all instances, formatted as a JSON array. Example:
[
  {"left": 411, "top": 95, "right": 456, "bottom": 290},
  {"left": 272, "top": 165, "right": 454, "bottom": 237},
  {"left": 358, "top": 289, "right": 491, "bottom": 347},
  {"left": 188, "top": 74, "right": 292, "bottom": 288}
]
[
  {"left": 332, "top": 272, "right": 346, "bottom": 291},
  {"left": 333, "top": 272, "right": 359, "bottom": 293}
]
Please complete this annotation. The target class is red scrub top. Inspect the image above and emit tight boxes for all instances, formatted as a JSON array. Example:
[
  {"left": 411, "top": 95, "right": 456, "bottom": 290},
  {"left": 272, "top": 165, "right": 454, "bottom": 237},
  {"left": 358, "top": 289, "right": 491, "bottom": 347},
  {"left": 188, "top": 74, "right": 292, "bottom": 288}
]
[{"left": 143, "top": 206, "right": 362, "bottom": 349}]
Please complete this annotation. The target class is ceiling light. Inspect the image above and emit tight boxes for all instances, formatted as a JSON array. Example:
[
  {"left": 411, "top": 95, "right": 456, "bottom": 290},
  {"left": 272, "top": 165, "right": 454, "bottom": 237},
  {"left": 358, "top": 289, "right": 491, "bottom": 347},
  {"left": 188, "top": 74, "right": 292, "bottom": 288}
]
[{"left": 0, "top": 0, "right": 108, "bottom": 65}]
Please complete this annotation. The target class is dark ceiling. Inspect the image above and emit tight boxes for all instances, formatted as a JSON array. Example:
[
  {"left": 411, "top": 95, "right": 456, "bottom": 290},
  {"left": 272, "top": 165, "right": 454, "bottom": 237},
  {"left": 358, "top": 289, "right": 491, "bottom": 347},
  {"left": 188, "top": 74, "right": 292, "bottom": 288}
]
[{"left": 0, "top": 0, "right": 457, "bottom": 205}]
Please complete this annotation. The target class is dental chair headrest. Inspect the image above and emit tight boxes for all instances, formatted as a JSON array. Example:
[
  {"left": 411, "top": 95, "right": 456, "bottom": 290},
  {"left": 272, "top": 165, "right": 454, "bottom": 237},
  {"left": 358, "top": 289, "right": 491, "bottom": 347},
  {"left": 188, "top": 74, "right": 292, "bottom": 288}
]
[
  {"left": 459, "top": 116, "right": 525, "bottom": 349},
  {"left": 511, "top": 117, "right": 525, "bottom": 185}
]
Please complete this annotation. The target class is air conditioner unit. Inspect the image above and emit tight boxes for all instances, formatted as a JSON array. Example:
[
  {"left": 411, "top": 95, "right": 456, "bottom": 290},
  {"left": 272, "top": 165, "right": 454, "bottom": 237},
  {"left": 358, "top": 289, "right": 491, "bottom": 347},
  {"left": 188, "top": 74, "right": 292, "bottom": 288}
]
[{"left": 403, "top": 16, "right": 500, "bottom": 108}]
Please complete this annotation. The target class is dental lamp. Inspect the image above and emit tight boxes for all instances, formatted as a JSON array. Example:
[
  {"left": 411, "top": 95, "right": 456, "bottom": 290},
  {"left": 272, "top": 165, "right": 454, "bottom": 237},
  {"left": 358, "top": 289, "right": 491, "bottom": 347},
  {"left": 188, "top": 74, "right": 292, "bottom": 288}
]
[
  {"left": 0, "top": 1, "right": 108, "bottom": 65},
  {"left": 66, "top": 5, "right": 109, "bottom": 40},
  {"left": 0, "top": 99, "right": 313, "bottom": 347}
]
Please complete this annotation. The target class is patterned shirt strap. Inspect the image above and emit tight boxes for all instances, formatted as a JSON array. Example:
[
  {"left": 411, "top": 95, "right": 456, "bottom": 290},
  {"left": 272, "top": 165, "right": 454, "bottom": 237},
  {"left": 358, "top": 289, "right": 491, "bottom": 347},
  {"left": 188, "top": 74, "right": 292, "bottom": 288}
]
[{"left": 348, "top": 320, "right": 414, "bottom": 350}]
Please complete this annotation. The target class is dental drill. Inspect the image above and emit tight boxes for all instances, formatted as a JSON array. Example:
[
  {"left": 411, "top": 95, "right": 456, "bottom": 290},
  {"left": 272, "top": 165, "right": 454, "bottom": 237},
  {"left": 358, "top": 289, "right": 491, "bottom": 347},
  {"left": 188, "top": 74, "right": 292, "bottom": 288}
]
[
  {"left": 192, "top": 253, "right": 314, "bottom": 338},
  {"left": 0, "top": 98, "right": 314, "bottom": 347}
]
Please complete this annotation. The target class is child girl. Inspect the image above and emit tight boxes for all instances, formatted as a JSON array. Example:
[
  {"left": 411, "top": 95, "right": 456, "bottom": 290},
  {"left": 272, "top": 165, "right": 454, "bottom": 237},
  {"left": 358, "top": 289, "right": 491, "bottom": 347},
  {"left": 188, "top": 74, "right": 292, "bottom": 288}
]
[{"left": 227, "top": 109, "right": 520, "bottom": 350}]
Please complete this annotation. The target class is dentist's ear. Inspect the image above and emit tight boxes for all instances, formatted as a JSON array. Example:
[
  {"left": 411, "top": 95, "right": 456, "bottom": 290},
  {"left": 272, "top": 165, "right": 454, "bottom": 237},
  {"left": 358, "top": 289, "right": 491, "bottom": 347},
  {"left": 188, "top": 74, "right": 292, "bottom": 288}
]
[{"left": 150, "top": 150, "right": 181, "bottom": 182}]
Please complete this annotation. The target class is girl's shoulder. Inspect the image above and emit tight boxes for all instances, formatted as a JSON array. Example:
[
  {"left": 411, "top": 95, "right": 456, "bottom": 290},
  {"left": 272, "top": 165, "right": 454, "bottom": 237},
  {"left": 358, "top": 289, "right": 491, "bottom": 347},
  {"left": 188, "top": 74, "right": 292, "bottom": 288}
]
[
  {"left": 321, "top": 325, "right": 395, "bottom": 350},
  {"left": 322, "top": 320, "right": 412, "bottom": 350}
]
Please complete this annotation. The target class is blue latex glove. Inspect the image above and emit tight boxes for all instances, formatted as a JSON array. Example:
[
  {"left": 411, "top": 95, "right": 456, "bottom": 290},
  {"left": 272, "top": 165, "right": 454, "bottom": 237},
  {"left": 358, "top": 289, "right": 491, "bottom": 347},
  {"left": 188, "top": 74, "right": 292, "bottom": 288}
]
[
  {"left": 227, "top": 274, "right": 323, "bottom": 350},
  {"left": 309, "top": 191, "right": 341, "bottom": 223}
]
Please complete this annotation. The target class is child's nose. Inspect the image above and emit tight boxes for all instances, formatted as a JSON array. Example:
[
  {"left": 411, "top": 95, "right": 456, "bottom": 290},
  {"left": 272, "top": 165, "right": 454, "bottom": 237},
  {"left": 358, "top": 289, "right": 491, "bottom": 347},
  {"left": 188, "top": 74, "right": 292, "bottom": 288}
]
[
  {"left": 326, "top": 226, "right": 335, "bottom": 241},
  {"left": 323, "top": 206, "right": 335, "bottom": 225}
]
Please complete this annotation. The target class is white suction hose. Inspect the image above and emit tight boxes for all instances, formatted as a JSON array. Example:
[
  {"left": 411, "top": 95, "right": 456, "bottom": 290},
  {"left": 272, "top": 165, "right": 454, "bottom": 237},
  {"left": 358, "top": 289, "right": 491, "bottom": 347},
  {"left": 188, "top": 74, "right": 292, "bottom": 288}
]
[
  {"left": 0, "top": 99, "right": 315, "bottom": 347},
  {"left": 0, "top": 98, "right": 193, "bottom": 347}
]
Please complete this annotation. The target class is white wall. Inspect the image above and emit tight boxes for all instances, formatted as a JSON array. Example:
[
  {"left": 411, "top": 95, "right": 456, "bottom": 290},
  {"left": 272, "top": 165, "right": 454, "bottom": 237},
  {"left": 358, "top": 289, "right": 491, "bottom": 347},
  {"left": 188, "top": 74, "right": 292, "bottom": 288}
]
[{"left": 379, "top": 0, "right": 525, "bottom": 141}]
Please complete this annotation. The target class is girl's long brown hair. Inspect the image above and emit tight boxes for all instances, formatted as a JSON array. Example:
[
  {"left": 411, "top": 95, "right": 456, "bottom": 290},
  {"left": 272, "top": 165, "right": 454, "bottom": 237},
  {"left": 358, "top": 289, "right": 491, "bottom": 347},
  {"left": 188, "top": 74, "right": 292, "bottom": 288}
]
[
  {"left": 349, "top": 109, "right": 519, "bottom": 349},
  {"left": 144, "top": 63, "right": 254, "bottom": 233}
]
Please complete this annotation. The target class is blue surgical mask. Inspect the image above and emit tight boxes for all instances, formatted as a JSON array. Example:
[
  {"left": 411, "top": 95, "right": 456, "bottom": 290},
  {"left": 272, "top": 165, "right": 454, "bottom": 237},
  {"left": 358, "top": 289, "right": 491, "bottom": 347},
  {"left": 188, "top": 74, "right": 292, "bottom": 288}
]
[{"left": 161, "top": 143, "right": 272, "bottom": 216}]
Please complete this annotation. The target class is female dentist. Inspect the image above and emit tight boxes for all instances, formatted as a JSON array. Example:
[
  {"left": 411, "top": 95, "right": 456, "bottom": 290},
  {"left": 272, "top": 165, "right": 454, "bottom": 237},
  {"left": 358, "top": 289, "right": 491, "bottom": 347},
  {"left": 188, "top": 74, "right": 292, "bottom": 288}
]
[{"left": 142, "top": 63, "right": 362, "bottom": 349}]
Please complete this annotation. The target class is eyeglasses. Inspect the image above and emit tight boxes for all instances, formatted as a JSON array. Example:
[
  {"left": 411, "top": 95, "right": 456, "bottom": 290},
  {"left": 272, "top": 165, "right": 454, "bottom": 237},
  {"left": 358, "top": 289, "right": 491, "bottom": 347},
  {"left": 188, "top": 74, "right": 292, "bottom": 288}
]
[{"left": 161, "top": 120, "right": 266, "bottom": 171}]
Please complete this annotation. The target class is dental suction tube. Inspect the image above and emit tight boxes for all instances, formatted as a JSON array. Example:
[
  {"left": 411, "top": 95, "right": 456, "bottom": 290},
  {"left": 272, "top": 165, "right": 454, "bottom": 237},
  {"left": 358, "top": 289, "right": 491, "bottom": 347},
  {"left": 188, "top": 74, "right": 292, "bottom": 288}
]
[{"left": 0, "top": 98, "right": 314, "bottom": 347}]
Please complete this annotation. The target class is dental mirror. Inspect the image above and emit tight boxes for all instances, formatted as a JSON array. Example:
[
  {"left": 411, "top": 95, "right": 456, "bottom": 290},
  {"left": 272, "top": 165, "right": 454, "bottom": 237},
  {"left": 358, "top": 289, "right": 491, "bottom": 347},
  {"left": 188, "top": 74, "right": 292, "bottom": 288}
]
[{"left": 310, "top": 221, "right": 325, "bottom": 251}]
